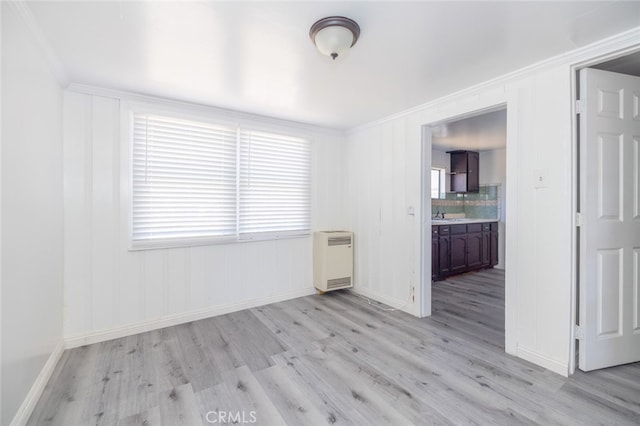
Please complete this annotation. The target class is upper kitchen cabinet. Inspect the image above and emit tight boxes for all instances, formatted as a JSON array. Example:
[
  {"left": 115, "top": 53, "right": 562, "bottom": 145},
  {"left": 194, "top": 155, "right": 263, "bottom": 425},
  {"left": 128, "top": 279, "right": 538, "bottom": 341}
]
[{"left": 447, "top": 150, "right": 479, "bottom": 193}]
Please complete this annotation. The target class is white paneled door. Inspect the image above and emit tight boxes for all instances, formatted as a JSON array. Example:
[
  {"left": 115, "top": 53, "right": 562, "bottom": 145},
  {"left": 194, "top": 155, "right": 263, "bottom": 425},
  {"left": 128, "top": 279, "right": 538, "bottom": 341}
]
[{"left": 579, "top": 68, "right": 640, "bottom": 371}]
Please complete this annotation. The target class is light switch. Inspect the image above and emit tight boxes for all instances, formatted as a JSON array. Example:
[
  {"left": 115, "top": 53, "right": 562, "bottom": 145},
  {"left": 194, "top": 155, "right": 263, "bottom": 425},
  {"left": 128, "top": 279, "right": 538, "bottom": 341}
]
[{"left": 407, "top": 205, "right": 415, "bottom": 216}]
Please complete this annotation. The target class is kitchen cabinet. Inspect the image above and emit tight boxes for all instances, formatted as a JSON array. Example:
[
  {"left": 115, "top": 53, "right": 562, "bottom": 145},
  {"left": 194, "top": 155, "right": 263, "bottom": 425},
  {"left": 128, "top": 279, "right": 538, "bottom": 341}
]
[
  {"left": 481, "top": 223, "right": 491, "bottom": 267},
  {"left": 432, "top": 221, "right": 498, "bottom": 280},
  {"left": 447, "top": 150, "right": 479, "bottom": 193},
  {"left": 449, "top": 224, "right": 468, "bottom": 274},
  {"left": 490, "top": 222, "right": 499, "bottom": 266},
  {"left": 466, "top": 224, "right": 483, "bottom": 269},
  {"left": 431, "top": 227, "right": 439, "bottom": 281},
  {"left": 438, "top": 226, "right": 451, "bottom": 277}
]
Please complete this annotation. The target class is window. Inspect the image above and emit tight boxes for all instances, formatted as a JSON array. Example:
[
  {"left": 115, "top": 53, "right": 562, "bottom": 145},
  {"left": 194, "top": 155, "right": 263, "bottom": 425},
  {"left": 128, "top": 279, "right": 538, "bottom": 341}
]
[
  {"left": 131, "top": 111, "right": 311, "bottom": 249},
  {"left": 431, "top": 168, "right": 443, "bottom": 198},
  {"left": 239, "top": 130, "right": 311, "bottom": 238}
]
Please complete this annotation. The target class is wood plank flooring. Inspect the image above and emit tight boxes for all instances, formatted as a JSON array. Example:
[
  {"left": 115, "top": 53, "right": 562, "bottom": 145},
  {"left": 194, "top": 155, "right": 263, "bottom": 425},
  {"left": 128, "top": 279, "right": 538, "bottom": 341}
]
[{"left": 28, "top": 269, "right": 640, "bottom": 425}]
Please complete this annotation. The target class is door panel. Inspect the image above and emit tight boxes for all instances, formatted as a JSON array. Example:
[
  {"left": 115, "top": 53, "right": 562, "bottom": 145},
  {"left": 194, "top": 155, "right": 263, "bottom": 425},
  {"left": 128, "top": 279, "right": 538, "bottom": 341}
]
[
  {"left": 597, "top": 248, "right": 622, "bottom": 337},
  {"left": 490, "top": 231, "right": 499, "bottom": 266},
  {"left": 450, "top": 235, "right": 467, "bottom": 274},
  {"left": 439, "top": 236, "right": 451, "bottom": 276},
  {"left": 481, "top": 232, "right": 491, "bottom": 266},
  {"left": 597, "top": 134, "right": 623, "bottom": 220},
  {"left": 432, "top": 237, "right": 439, "bottom": 280},
  {"left": 579, "top": 68, "right": 640, "bottom": 371},
  {"left": 467, "top": 233, "right": 482, "bottom": 269}
]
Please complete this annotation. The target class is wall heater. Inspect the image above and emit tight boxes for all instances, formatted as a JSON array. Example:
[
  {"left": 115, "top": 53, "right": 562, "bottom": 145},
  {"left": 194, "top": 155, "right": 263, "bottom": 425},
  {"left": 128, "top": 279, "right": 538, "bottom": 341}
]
[{"left": 313, "top": 231, "right": 354, "bottom": 292}]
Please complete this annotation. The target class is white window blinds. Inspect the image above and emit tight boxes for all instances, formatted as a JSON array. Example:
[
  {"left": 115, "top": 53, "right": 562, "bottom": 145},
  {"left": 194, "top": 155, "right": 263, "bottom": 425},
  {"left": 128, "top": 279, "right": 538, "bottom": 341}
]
[
  {"left": 132, "top": 114, "right": 237, "bottom": 245},
  {"left": 131, "top": 112, "right": 311, "bottom": 248},
  {"left": 239, "top": 130, "right": 311, "bottom": 238}
]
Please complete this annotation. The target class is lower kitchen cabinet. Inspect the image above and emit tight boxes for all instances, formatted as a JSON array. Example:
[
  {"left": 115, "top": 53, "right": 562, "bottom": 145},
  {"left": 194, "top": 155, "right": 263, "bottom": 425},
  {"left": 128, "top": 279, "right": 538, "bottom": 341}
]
[
  {"left": 432, "top": 236, "right": 438, "bottom": 281},
  {"left": 481, "top": 232, "right": 491, "bottom": 266},
  {"left": 450, "top": 234, "right": 467, "bottom": 275},
  {"left": 466, "top": 224, "right": 483, "bottom": 269},
  {"left": 490, "top": 223, "right": 499, "bottom": 266},
  {"left": 432, "top": 221, "right": 498, "bottom": 281},
  {"left": 438, "top": 234, "right": 451, "bottom": 277}
]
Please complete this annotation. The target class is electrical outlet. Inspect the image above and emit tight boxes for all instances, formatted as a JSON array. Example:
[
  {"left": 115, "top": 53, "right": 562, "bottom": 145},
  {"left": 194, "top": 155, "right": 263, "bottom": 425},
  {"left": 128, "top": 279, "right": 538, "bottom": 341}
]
[{"left": 533, "top": 168, "right": 549, "bottom": 189}]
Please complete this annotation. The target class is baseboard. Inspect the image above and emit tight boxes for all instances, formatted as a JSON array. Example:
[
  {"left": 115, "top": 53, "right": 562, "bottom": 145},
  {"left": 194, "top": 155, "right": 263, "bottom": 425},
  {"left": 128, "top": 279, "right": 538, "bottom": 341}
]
[
  {"left": 517, "top": 345, "right": 568, "bottom": 377},
  {"left": 64, "top": 287, "right": 316, "bottom": 349},
  {"left": 10, "top": 341, "right": 65, "bottom": 426},
  {"left": 348, "top": 286, "right": 416, "bottom": 316}
]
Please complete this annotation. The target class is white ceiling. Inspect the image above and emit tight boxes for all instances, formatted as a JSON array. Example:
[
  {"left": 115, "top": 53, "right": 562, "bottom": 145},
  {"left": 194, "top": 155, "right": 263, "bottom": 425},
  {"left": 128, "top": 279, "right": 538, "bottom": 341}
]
[
  {"left": 26, "top": 1, "right": 640, "bottom": 129},
  {"left": 432, "top": 108, "right": 506, "bottom": 152}
]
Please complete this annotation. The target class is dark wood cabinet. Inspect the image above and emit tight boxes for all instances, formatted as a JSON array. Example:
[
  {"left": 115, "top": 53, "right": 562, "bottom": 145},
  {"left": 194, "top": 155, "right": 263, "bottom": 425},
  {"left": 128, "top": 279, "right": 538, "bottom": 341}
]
[
  {"left": 437, "top": 225, "right": 451, "bottom": 278},
  {"left": 466, "top": 231, "right": 483, "bottom": 269},
  {"left": 450, "top": 234, "right": 467, "bottom": 274},
  {"left": 432, "top": 221, "right": 498, "bottom": 281},
  {"left": 447, "top": 150, "right": 479, "bottom": 193},
  {"left": 432, "top": 227, "right": 439, "bottom": 280},
  {"left": 490, "top": 223, "right": 499, "bottom": 266},
  {"left": 481, "top": 230, "right": 491, "bottom": 266}
]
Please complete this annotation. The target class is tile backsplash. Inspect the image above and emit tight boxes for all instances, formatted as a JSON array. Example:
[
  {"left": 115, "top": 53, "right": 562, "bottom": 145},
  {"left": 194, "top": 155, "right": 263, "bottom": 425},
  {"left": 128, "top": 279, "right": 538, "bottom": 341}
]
[{"left": 432, "top": 184, "right": 501, "bottom": 219}]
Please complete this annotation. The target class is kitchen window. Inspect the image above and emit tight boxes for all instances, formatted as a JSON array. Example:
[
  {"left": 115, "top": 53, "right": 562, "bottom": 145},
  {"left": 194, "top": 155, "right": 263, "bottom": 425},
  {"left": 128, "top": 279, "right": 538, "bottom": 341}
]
[
  {"left": 131, "top": 111, "right": 311, "bottom": 249},
  {"left": 431, "top": 167, "right": 445, "bottom": 199}
]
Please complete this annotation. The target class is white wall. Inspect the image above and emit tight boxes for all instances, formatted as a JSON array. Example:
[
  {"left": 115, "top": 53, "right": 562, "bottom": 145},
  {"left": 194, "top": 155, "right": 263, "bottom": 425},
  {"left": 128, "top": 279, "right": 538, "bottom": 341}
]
[
  {"left": 1, "top": 3, "right": 64, "bottom": 424},
  {"left": 63, "top": 90, "right": 345, "bottom": 344},
  {"left": 344, "top": 117, "right": 423, "bottom": 314},
  {"left": 345, "top": 63, "right": 575, "bottom": 374}
]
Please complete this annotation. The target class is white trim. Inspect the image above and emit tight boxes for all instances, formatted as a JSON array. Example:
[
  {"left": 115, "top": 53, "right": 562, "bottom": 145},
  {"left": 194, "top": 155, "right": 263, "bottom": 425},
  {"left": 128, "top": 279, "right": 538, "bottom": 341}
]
[
  {"left": 569, "top": 58, "right": 580, "bottom": 377},
  {"left": 8, "top": 1, "right": 68, "bottom": 87},
  {"left": 503, "top": 89, "right": 520, "bottom": 357},
  {"left": 517, "top": 345, "right": 568, "bottom": 377},
  {"left": 10, "top": 341, "right": 65, "bottom": 426},
  {"left": 64, "top": 287, "right": 316, "bottom": 349},
  {"left": 68, "top": 83, "right": 343, "bottom": 138},
  {"left": 350, "top": 26, "right": 640, "bottom": 134},
  {"left": 420, "top": 125, "right": 432, "bottom": 318}
]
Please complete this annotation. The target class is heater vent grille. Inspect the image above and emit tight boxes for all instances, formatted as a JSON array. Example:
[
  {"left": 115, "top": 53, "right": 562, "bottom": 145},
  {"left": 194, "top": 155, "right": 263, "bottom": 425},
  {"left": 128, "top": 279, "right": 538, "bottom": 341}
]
[{"left": 313, "top": 231, "right": 354, "bottom": 292}]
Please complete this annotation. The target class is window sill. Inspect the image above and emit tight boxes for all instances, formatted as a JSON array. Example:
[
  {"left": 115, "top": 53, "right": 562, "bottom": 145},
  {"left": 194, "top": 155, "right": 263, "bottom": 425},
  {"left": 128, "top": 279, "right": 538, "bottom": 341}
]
[{"left": 129, "top": 231, "right": 311, "bottom": 251}]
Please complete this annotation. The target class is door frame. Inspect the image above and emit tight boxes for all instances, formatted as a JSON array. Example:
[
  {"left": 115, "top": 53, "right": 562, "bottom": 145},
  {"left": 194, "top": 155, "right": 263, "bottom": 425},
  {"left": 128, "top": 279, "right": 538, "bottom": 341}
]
[
  {"left": 420, "top": 99, "right": 516, "bottom": 355},
  {"left": 569, "top": 44, "right": 640, "bottom": 375}
]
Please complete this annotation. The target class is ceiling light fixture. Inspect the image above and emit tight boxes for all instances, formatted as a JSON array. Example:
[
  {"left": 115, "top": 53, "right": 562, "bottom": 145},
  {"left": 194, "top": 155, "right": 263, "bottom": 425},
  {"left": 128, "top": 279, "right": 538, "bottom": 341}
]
[{"left": 309, "top": 16, "right": 360, "bottom": 60}]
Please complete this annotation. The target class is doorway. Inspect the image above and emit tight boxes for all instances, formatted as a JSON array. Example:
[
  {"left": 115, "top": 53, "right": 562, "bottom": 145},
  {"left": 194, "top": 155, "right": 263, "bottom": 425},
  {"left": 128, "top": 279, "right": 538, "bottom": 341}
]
[{"left": 422, "top": 106, "right": 508, "bottom": 349}]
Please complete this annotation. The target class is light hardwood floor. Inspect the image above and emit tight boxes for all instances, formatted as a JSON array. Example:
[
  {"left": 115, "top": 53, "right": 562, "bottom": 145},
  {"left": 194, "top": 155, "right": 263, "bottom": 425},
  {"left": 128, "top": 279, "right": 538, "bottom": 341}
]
[{"left": 28, "top": 269, "right": 640, "bottom": 425}]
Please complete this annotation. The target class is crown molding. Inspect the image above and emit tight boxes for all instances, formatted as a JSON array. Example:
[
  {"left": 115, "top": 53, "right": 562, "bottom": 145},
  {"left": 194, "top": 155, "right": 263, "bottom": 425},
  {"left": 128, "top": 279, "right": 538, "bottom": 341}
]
[
  {"left": 7, "top": 0, "right": 69, "bottom": 87},
  {"left": 349, "top": 25, "right": 640, "bottom": 134}
]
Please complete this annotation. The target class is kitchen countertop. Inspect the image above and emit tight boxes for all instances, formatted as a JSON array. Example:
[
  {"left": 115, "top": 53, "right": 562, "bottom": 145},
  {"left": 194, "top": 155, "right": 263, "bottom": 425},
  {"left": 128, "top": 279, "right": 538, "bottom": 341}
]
[{"left": 431, "top": 218, "right": 499, "bottom": 225}]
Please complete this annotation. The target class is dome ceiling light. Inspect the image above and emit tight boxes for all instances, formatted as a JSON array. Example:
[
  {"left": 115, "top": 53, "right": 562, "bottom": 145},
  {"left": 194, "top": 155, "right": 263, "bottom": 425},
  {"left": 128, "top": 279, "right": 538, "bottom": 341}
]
[{"left": 309, "top": 16, "right": 360, "bottom": 60}]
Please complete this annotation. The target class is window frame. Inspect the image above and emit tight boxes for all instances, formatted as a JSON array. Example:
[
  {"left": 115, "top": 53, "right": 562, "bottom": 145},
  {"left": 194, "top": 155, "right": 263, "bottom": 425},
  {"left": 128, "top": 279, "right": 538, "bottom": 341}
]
[
  {"left": 123, "top": 101, "right": 313, "bottom": 251},
  {"left": 431, "top": 167, "right": 446, "bottom": 199}
]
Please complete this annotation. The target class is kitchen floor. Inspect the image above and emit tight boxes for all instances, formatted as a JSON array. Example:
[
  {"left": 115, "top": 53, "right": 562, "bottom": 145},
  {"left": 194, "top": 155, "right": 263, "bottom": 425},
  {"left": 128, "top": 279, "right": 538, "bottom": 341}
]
[{"left": 29, "top": 269, "right": 640, "bottom": 425}]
